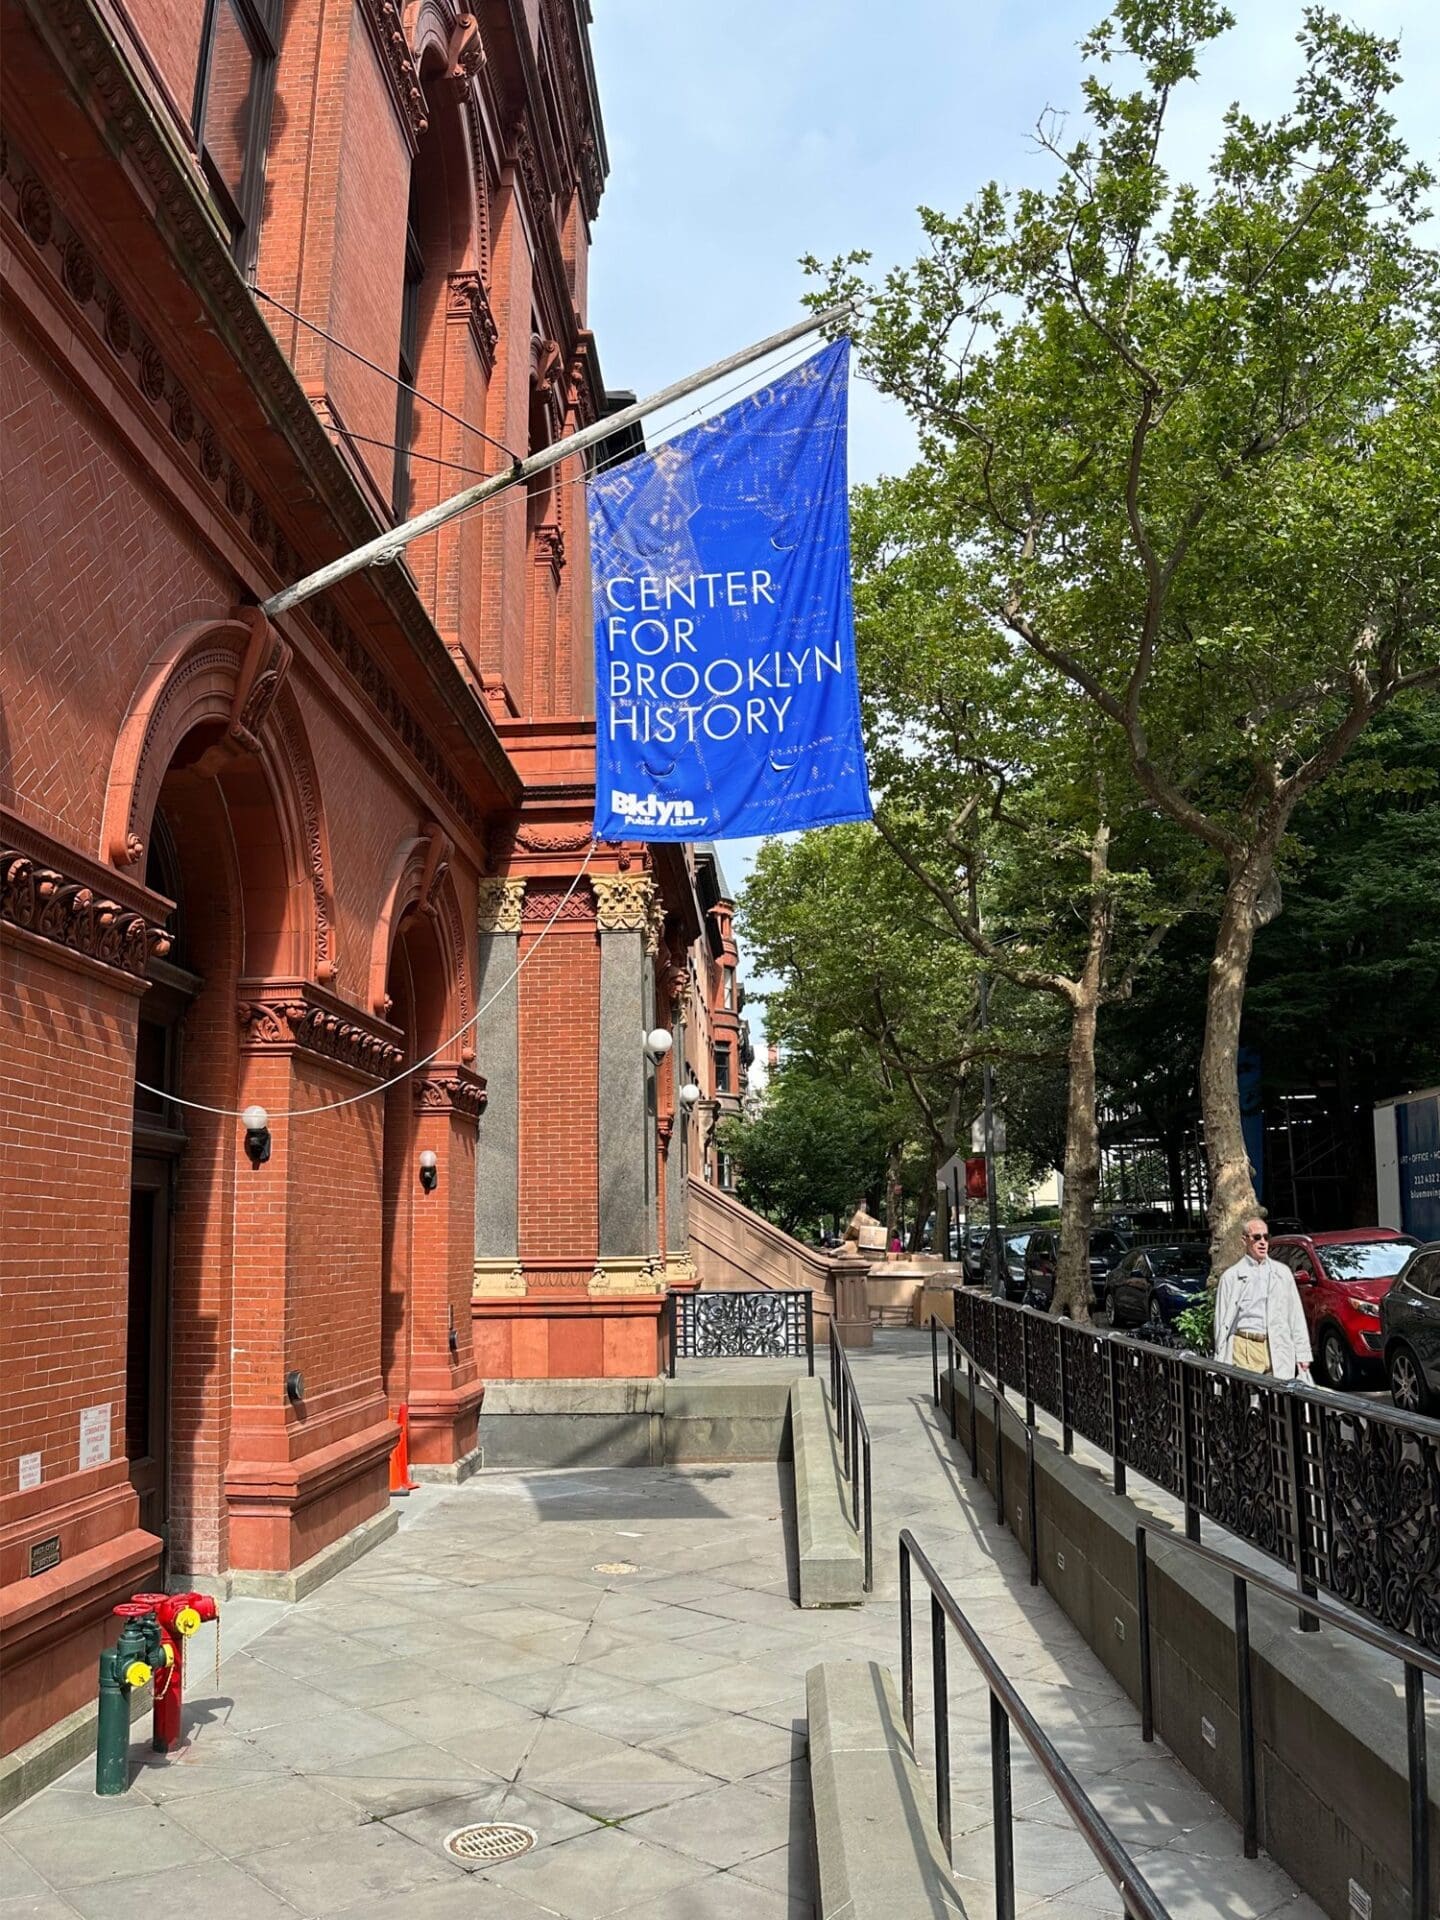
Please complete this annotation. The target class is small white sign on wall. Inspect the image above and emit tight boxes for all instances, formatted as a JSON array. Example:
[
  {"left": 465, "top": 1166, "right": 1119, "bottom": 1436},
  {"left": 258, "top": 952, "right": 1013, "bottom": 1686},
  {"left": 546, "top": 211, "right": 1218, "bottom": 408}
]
[
  {"left": 18, "top": 1453, "right": 41, "bottom": 1492},
  {"left": 79, "top": 1404, "right": 111, "bottom": 1470}
]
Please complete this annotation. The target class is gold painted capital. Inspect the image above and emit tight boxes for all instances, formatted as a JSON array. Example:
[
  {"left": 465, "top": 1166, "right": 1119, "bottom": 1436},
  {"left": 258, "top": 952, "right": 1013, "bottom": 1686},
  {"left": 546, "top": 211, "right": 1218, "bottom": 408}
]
[
  {"left": 592, "top": 873, "right": 656, "bottom": 934},
  {"left": 477, "top": 878, "right": 525, "bottom": 934}
]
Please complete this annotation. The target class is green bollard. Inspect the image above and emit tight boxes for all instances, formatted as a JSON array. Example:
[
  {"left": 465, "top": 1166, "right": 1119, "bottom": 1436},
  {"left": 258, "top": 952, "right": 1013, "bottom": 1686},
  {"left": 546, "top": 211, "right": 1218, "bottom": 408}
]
[{"left": 95, "top": 1616, "right": 162, "bottom": 1795}]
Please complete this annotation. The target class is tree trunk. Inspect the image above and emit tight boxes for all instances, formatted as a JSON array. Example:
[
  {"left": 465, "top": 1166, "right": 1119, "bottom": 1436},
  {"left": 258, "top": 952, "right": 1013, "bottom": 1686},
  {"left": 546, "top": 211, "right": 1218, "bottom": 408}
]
[
  {"left": 1163, "top": 1128, "right": 1188, "bottom": 1230},
  {"left": 1200, "top": 847, "right": 1281, "bottom": 1268},
  {"left": 1053, "top": 982, "right": 1101, "bottom": 1322},
  {"left": 1052, "top": 820, "right": 1113, "bottom": 1324}
]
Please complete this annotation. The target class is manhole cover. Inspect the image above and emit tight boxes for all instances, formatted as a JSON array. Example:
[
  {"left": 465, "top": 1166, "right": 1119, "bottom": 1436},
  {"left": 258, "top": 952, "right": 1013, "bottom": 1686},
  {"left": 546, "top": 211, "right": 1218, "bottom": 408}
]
[
  {"left": 443, "top": 1823, "right": 537, "bottom": 1864},
  {"left": 592, "top": 1560, "right": 638, "bottom": 1575}
]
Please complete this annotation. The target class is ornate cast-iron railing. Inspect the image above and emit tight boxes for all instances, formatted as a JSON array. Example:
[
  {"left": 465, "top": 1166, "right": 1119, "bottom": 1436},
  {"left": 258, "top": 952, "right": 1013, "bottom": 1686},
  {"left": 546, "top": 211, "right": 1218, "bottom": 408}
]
[
  {"left": 948, "top": 1288, "right": 1440, "bottom": 1657},
  {"left": 668, "top": 1289, "right": 814, "bottom": 1377},
  {"left": 1135, "top": 1522, "right": 1436, "bottom": 1920}
]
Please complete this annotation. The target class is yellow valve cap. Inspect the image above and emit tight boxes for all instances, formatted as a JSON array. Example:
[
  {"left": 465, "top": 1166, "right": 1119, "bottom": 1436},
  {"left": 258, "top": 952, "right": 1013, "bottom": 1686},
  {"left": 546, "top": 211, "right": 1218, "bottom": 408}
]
[
  {"left": 161, "top": 1642, "right": 176, "bottom": 1667},
  {"left": 174, "top": 1607, "right": 202, "bottom": 1636},
  {"left": 123, "top": 1661, "right": 153, "bottom": 1689}
]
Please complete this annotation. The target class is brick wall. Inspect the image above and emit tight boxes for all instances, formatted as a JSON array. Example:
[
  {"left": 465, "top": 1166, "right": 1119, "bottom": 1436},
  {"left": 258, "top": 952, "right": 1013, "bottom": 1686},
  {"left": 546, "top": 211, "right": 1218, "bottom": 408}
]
[{"left": 517, "top": 923, "right": 600, "bottom": 1267}]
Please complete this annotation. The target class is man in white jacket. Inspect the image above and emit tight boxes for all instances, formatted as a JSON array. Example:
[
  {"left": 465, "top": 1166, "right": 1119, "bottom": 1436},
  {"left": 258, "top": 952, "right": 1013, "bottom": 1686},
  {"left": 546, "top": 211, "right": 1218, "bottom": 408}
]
[{"left": 1214, "top": 1220, "right": 1314, "bottom": 1381}]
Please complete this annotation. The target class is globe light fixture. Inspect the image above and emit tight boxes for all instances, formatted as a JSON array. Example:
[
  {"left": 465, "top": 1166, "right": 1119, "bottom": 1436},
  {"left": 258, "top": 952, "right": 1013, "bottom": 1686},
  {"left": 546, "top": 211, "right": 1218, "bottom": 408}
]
[
  {"left": 419, "top": 1148, "right": 439, "bottom": 1193},
  {"left": 242, "top": 1105, "right": 271, "bottom": 1167},
  {"left": 644, "top": 1028, "right": 673, "bottom": 1059},
  {"left": 679, "top": 1082, "right": 701, "bottom": 1109}
]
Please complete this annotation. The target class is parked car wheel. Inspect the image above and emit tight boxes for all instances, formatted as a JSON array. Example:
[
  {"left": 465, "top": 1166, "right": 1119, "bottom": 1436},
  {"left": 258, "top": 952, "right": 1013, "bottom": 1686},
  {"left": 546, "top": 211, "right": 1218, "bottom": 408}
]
[
  {"left": 1389, "top": 1343, "right": 1436, "bottom": 1416},
  {"left": 1318, "top": 1325, "right": 1354, "bottom": 1392}
]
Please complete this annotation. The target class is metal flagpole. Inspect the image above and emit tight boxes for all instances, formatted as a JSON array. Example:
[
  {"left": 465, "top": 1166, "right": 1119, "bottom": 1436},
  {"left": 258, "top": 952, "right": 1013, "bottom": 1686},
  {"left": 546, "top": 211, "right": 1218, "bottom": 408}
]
[{"left": 261, "top": 302, "right": 854, "bottom": 621}]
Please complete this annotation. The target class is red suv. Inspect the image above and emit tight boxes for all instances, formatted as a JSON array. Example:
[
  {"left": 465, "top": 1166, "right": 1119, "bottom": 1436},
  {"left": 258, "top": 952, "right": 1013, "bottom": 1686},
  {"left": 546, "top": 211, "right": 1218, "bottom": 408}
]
[{"left": 1269, "top": 1230, "right": 1420, "bottom": 1391}]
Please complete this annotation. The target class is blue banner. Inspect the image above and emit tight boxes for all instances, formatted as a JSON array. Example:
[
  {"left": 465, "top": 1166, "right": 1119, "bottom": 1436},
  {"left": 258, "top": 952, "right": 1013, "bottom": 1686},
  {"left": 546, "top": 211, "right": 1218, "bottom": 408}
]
[{"left": 590, "top": 340, "right": 871, "bottom": 842}]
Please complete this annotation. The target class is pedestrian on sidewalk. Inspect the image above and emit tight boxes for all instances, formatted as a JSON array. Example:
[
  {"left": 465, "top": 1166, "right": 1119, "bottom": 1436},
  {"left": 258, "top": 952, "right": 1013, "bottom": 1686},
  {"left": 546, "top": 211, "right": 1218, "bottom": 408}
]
[{"left": 1214, "top": 1219, "right": 1313, "bottom": 1380}]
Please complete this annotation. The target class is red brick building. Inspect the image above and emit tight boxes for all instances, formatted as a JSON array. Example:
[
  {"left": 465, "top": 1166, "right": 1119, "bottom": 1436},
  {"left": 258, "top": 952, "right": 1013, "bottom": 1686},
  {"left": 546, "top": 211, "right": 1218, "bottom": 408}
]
[{"left": 0, "top": 0, "right": 716, "bottom": 1776}]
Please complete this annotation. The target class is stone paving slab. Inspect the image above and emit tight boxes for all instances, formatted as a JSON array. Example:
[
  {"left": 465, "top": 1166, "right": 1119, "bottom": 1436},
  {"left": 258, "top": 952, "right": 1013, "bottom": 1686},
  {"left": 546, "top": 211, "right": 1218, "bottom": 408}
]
[{"left": 1, "top": 1333, "right": 1328, "bottom": 1920}]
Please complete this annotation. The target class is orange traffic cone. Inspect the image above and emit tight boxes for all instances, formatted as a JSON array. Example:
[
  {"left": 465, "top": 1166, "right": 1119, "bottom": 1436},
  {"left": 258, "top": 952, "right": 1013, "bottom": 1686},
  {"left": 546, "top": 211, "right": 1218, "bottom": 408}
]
[{"left": 389, "top": 1403, "right": 420, "bottom": 1495}]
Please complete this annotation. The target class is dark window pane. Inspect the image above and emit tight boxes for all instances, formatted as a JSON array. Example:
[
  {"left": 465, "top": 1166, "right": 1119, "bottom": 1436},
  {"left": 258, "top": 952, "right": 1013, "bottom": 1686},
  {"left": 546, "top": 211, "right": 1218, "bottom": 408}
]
[
  {"left": 202, "top": 0, "right": 262, "bottom": 220},
  {"left": 126, "top": 1192, "right": 156, "bottom": 1460}
]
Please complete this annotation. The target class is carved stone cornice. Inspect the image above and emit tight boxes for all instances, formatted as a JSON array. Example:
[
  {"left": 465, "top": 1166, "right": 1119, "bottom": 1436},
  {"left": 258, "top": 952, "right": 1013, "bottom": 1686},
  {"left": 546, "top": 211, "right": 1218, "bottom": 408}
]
[
  {"left": 237, "top": 980, "right": 404, "bottom": 1080},
  {"left": 356, "top": 0, "right": 428, "bottom": 151},
  {"left": 2, "top": 831, "right": 171, "bottom": 980},
  {"left": 446, "top": 271, "right": 497, "bottom": 374},
  {"left": 476, "top": 877, "right": 525, "bottom": 934},
  {"left": 592, "top": 873, "right": 655, "bottom": 934},
  {"left": 414, "top": 1063, "right": 487, "bottom": 1122}
]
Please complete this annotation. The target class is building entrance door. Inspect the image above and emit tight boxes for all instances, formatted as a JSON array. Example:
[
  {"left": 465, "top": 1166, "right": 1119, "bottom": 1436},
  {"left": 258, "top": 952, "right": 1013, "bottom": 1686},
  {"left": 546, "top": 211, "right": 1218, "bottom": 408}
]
[
  {"left": 126, "top": 1154, "right": 172, "bottom": 1552},
  {"left": 128, "top": 940, "right": 199, "bottom": 1567}
]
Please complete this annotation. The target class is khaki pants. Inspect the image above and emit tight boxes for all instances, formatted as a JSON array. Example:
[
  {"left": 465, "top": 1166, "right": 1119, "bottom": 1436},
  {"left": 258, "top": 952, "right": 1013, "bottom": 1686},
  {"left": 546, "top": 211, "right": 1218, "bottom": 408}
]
[{"left": 1232, "top": 1331, "right": 1272, "bottom": 1376}]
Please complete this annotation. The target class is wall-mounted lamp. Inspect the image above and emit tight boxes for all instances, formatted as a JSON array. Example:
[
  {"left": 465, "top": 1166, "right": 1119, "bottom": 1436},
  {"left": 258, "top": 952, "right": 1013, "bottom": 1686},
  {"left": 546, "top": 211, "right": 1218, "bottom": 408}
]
[
  {"left": 419, "top": 1149, "right": 439, "bottom": 1193},
  {"left": 242, "top": 1105, "right": 272, "bottom": 1168},
  {"left": 285, "top": 1369, "right": 305, "bottom": 1404},
  {"left": 679, "top": 1082, "right": 701, "bottom": 1109},
  {"left": 644, "top": 1028, "right": 673, "bottom": 1060},
  {"left": 448, "top": 1303, "right": 459, "bottom": 1357}
]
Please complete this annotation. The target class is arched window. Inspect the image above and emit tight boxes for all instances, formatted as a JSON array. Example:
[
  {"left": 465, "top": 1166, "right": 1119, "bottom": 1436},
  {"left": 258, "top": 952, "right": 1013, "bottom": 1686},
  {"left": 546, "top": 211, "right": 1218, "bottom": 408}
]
[{"left": 193, "top": 0, "right": 281, "bottom": 272}]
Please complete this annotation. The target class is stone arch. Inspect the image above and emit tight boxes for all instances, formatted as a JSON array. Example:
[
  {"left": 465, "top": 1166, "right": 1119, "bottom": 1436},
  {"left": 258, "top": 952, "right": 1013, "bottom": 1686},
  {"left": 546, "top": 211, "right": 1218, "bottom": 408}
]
[
  {"left": 101, "top": 609, "right": 335, "bottom": 981},
  {"left": 368, "top": 824, "right": 471, "bottom": 1059},
  {"left": 409, "top": 1, "right": 492, "bottom": 277}
]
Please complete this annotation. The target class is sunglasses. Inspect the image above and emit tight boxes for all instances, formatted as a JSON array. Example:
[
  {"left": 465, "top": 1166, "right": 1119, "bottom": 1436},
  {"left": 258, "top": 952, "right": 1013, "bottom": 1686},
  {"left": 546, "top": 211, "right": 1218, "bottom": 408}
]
[{"left": 1245, "top": 1231, "right": 1269, "bottom": 1241}]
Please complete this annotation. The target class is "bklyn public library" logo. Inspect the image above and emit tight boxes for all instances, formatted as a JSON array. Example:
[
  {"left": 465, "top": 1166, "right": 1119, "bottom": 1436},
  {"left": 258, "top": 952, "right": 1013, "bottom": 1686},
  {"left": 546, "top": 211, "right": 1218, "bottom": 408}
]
[{"left": 610, "top": 791, "right": 699, "bottom": 829}]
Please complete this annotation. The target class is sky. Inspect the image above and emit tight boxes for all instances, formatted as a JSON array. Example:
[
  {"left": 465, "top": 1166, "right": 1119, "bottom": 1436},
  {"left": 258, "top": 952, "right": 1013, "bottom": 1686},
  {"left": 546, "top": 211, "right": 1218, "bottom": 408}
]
[{"left": 584, "top": 0, "right": 1439, "bottom": 1064}]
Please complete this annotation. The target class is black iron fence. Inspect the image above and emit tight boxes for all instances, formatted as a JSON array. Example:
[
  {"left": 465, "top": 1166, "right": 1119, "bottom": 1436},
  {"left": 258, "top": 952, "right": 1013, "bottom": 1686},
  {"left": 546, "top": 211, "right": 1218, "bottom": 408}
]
[
  {"left": 899, "top": 1529, "right": 1168, "bottom": 1920},
  {"left": 949, "top": 1288, "right": 1440, "bottom": 1656},
  {"left": 667, "top": 1288, "right": 814, "bottom": 1377},
  {"left": 827, "top": 1326, "right": 873, "bottom": 1591},
  {"left": 1136, "top": 1522, "right": 1437, "bottom": 1920}
]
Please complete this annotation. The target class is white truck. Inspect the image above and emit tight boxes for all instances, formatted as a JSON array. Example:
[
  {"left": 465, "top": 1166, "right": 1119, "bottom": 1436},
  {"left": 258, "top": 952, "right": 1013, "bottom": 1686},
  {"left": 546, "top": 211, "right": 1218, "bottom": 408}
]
[{"left": 1374, "top": 1087, "right": 1440, "bottom": 1241}]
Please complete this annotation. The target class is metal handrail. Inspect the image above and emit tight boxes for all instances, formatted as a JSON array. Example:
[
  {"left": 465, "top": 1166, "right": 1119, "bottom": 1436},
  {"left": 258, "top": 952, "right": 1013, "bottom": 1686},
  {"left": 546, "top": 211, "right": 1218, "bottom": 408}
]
[
  {"left": 930, "top": 1316, "right": 1041, "bottom": 1587},
  {"left": 899, "top": 1529, "right": 1168, "bottom": 1920},
  {"left": 827, "top": 1324, "right": 873, "bottom": 1591},
  {"left": 1136, "top": 1521, "right": 1436, "bottom": 1920}
]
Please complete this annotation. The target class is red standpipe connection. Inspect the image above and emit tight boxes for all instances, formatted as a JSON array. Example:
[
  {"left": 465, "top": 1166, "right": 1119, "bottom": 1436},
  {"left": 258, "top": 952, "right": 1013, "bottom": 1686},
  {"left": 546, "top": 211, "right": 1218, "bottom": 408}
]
[{"left": 117, "top": 1591, "right": 219, "bottom": 1752}]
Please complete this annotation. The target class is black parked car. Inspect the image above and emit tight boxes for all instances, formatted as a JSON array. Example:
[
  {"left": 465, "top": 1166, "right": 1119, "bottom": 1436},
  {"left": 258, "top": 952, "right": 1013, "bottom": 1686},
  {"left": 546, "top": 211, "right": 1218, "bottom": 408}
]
[
  {"left": 1107, "top": 1244, "right": 1210, "bottom": 1330},
  {"left": 1381, "top": 1242, "right": 1440, "bottom": 1415},
  {"left": 1023, "top": 1228, "right": 1129, "bottom": 1310}
]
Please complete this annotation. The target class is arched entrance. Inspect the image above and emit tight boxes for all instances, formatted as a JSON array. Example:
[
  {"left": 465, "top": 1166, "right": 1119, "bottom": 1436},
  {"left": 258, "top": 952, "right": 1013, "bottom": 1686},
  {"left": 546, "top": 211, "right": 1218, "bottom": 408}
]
[
  {"left": 110, "top": 615, "right": 324, "bottom": 1575},
  {"left": 380, "top": 905, "right": 449, "bottom": 1411}
]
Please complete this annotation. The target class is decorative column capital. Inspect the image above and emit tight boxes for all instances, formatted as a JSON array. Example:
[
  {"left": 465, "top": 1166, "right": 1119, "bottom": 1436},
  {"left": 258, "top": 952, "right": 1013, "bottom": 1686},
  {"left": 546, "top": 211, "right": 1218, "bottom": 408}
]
[
  {"left": 592, "top": 873, "right": 655, "bottom": 934},
  {"left": 477, "top": 877, "right": 525, "bottom": 933}
]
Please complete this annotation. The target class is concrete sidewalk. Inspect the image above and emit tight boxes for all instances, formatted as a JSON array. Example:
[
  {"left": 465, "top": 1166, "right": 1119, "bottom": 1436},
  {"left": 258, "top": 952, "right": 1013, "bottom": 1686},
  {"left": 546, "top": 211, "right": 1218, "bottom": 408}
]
[{"left": 0, "top": 1333, "right": 1326, "bottom": 1920}]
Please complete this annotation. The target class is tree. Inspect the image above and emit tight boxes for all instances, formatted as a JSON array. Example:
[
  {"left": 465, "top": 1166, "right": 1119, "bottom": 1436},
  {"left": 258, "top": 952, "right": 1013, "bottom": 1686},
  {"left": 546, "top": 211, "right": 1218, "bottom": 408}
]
[
  {"left": 716, "top": 1067, "right": 888, "bottom": 1239},
  {"left": 738, "top": 822, "right": 987, "bottom": 1245},
  {"left": 810, "top": 2, "right": 1440, "bottom": 1261},
  {"left": 848, "top": 478, "right": 1188, "bottom": 1317}
]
